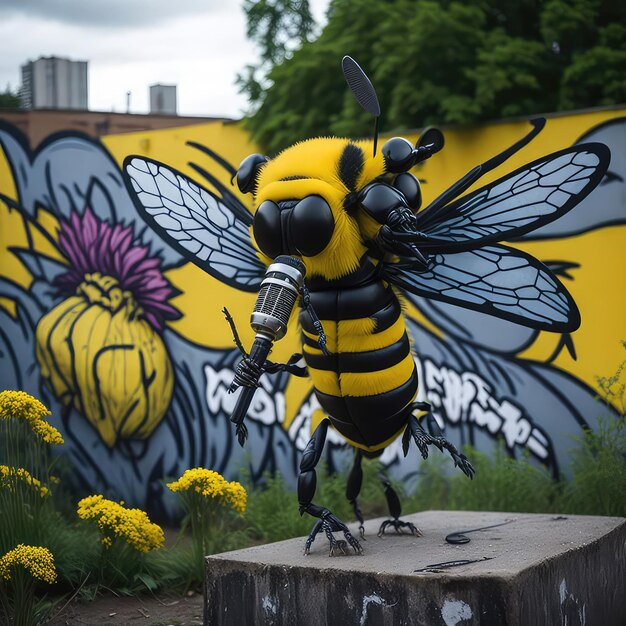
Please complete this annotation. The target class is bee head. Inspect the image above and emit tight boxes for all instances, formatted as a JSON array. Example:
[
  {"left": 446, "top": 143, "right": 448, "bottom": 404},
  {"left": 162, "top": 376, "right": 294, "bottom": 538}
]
[{"left": 250, "top": 138, "right": 370, "bottom": 280}]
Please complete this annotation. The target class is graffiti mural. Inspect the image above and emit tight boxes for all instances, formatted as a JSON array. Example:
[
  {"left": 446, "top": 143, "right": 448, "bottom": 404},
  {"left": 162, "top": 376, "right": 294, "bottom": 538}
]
[{"left": 0, "top": 111, "right": 624, "bottom": 513}]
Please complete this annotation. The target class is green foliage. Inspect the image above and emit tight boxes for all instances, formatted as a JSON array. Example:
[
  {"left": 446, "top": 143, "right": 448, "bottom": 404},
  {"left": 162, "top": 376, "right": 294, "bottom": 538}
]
[
  {"left": 243, "top": 458, "right": 389, "bottom": 543},
  {"left": 560, "top": 44, "right": 626, "bottom": 109},
  {"left": 561, "top": 417, "right": 626, "bottom": 516},
  {"left": 237, "top": 0, "right": 316, "bottom": 112},
  {"left": 561, "top": 345, "right": 626, "bottom": 516},
  {"left": 242, "top": 0, "right": 626, "bottom": 153},
  {"left": 402, "top": 453, "right": 450, "bottom": 513},
  {"left": 0, "top": 86, "right": 20, "bottom": 110},
  {"left": 467, "top": 31, "right": 557, "bottom": 120},
  {"left": 448, "top": 446, "right": 559, "bottom": 512},
  {"left": 244, "top": 472, "right": 313, "bottom": 541},
  {"left": 382, "top": 1, "right": 488, "bottom": 127},
  {"left": 243, "top": 0, "right": 315, "bottom": 65}
]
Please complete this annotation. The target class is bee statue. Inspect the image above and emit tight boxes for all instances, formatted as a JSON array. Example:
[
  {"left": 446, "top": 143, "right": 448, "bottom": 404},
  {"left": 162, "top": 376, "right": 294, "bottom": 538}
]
[{"left": 124, "top": 57, "right": 609, "bottom": 556}]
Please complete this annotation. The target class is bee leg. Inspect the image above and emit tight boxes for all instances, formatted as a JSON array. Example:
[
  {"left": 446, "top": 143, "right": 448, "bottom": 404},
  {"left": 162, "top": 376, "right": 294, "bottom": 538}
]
[
  {"left": 264, "top": 353, "right": 308, "bottom": 377},
  {"left": 304, "top": 519, "right": 324, "bottom": 555},
  {"left": 299, "top": 420, "right": 363, "bottom": 556},
  {"left": 358, "top": 182, "right": 430, "bottom": 268},
  {"left": 377, "top": 476, "right": 422, "bottom": 538},
  {"left": 223, "top": 307, "right": 248, "bottom": 357},
  {"left": 346, "top": 449, "right": 365, "bottom": 539},
  {"left": 230, "top": 356, "right": 264, "bottom": 391},
  {"left": 408, "top": 412, "right": 475, "bottom": 480},
  {"left": 224, "top": 307, "right": 267, "bottom": 393}
]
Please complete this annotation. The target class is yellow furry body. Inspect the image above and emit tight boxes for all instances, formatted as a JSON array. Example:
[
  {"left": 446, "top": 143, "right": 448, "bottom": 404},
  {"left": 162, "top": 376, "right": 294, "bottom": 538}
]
[{"left": 303, "top": 315, "right": 405, "bottom": 354}]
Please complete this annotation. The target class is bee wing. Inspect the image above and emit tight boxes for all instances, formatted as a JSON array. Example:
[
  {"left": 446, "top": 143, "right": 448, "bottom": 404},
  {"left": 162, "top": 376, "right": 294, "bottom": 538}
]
[
  {"left": 415, "top": 144, "right": 609, "bottom": 249},
  {"left": 124, "top": 156, "right": 265, "bottom": 291},
  {"left": 383, "top": 244, "right": 579, "bottom": 332}
]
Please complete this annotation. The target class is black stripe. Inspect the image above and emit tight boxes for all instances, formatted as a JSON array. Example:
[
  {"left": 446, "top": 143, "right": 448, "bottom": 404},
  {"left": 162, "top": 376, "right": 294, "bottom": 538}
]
[
  {"left": 280, "top": 175, "right": 310, "bottom": 181},
  {"left": 301, "top": 296, "right": 401, "bottom": 342},
  {"left": 303, "top": 333, "right": 325, "bottom": 350},
  {"left": 372, "top": 298, "right": 402, "bottom": 333},
  {"left": 305, "top": 334, "right": 410, "bottom": 373},
  {"left": 338, "top": 143, "right": 364, "bottom": 192},
  {"left": 303, "top": 281, "right": 395, "bottom": 322},
  {"left": 314, "top": 369, "right": 419, "bottom": 445}
]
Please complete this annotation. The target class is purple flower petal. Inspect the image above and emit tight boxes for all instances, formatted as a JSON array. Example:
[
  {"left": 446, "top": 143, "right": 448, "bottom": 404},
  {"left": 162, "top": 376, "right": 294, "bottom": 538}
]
[
  {"left": 119, "top": 246, "right": 149, "bottom": 279},
  {"left": 52, "top": 208, "right": 180, "bottom": 331}
]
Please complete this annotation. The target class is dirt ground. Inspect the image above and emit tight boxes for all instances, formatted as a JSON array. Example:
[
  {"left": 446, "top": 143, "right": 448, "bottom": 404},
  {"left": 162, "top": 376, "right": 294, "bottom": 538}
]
[{"left": 46, "top": 592, "right": 204, "bottom": 626}]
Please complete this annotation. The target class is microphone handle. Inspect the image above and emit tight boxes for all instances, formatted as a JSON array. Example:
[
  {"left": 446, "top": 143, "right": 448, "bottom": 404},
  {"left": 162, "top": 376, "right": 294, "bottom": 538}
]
[{"left": 230, "top": 334, "right": 273, "bottom": 427}]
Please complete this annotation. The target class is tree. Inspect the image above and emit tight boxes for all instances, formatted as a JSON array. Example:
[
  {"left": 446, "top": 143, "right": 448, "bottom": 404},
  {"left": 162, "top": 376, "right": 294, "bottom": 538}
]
[
  {"left": 241, "top": 0, "right": 626, "bottom": 154},
  {"left": 237, "top": 0, "right": 316, "bottom": 112},
  {"left": 0, "top": 85, "right": 20, "bottom": 110}
]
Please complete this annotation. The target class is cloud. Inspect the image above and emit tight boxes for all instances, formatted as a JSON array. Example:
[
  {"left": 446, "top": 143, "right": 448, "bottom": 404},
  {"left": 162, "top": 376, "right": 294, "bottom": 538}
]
[
  {"left": 0, "top": 0, "right": 229, "bottom": 29},
  {"left": 0, "top": 0, "right": 330, "bottom": 117},
  {"left": 0, "top": 7, "right": 256, "bottom": 117}
]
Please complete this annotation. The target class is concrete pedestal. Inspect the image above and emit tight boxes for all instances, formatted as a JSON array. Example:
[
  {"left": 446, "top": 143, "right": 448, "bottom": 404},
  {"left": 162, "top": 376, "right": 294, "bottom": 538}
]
[{"left": 204, "top": 510, "right": 625, "bottom": 625}]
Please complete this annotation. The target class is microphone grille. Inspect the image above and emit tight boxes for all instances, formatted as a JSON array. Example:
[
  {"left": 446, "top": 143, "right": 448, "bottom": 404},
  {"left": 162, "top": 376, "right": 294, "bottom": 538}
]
[
  {"left": 253, "top": 282, "right": 298, "bottom": 327},
  {"left": 250, "top": 257, "right": 305, "bottom": 340}
]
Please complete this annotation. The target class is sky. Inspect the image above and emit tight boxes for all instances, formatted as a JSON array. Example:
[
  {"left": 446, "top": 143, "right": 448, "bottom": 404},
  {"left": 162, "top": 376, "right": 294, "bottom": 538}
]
[{"left": 0, "top": 0, "right": 329, "bottom": 119}]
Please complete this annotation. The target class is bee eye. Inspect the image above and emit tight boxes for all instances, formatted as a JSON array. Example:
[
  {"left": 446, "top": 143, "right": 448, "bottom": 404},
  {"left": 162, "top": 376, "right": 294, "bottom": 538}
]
[
  {"left": 291, "top": 195, "right": 334, "bottom": 257},
  {"left": 253, "top": 200, "right": 282, "bottom": 258},
  {"left": 382, "top": 137, "right": 416, "bottom": 173},
  {"left": 236, "top": 153, "right": 269, "bottom": 194},
  {"left": 393, "top": 172, "right": 422, "bottom": 211}
]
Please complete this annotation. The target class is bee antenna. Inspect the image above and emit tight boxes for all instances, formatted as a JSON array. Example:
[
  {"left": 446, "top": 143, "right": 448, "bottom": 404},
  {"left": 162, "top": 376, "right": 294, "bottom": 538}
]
[
  {"left": 341, "top": 56, "right": 381, "bottom": 157},
  {"left": 373, "top": 117, "right": 379, "bottom": 157}
]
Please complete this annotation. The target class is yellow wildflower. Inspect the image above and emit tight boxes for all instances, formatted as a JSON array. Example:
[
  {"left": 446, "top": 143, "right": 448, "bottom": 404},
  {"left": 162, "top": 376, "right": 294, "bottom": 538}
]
[
  {"left": 0, "top": 390, "right": 50, "bottom": 423},
  {"left": 0, "top": 544, "right": 57, "bottom": 584},
  {"left": 29, "top": 419, "right": 64, "bottom": 445},
  {"left": 100, "top": 536, "right": 112, "bottom": 549},
  {"left": 0, "top": 465, "right": 50, "bottom": 497},
  {"left": 0, "top": 390, "right": 64, "bottom": 445},
  {"left": 77, "top": 495, "right": 164, "bottom": 553},
  {"left": 224, "top": 481, "right": 247, "bottom": 514},
  {"left": 167, "top": 468, "right": 247, "bottom": 514},
  {"left": 168, "top": 468, "right": 227, "bottom": 496}
]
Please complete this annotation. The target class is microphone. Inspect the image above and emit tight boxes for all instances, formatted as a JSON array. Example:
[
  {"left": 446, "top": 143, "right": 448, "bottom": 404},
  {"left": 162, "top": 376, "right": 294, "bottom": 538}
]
[{"left": 230, "top": 255, "right": 306, "bottom": 445}]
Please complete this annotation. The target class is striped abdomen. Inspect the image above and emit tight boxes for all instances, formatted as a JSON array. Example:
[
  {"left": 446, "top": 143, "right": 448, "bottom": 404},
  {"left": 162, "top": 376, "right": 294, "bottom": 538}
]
[{"left": 300, "top": 280, "right": 418, "bottom": 451}]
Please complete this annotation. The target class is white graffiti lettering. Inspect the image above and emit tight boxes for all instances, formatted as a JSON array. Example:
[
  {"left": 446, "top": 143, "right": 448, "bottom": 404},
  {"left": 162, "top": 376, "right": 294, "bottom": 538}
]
[
  {"left": 418, "top": 356, "right": 548, "bottom": 460},
  {"left": 204, "top": 365, "right": 285, "bottom": 426},
  {"left": 204, "top": 358, "right": 549, "bottom": 465}
]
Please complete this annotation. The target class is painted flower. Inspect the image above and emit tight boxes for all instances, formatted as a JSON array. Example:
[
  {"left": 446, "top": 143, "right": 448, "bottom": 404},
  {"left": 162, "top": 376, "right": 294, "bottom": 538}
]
[{"left": 35, "top": 209, "right": 180, "bottom": 447}]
